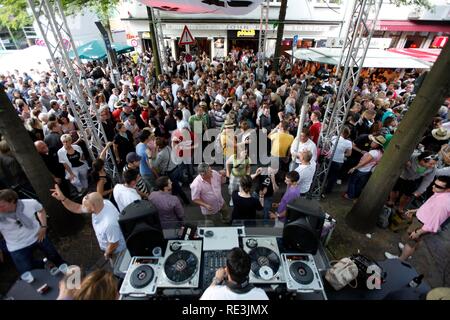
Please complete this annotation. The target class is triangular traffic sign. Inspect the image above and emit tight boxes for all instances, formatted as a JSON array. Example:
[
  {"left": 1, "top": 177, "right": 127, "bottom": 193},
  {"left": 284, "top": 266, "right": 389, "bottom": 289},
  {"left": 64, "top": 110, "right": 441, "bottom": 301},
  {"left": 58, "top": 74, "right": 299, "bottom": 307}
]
[{"left": 179, "top": 25, "right": 195, "bottom": 46}]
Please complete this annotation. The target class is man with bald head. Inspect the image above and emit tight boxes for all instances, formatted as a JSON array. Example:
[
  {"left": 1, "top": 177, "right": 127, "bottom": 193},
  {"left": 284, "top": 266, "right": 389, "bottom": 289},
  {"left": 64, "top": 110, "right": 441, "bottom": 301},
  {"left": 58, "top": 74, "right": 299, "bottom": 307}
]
[
  {"left": 50, "top": 184, "right": 126, "bottom": 262},
  {"left": 35, "top": 140, "right": 65, "bottom": 185}
]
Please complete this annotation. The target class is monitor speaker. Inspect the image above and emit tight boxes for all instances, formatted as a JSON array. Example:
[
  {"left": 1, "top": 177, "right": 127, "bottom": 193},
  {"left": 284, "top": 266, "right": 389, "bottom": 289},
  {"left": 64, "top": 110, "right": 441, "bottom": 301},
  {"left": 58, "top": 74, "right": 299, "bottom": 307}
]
[
  {"left": 118, "top": 200, "right": 165, "bottom": 257},
  {"left": 283, "top": 198, "right": 326, "bottom": 254}
]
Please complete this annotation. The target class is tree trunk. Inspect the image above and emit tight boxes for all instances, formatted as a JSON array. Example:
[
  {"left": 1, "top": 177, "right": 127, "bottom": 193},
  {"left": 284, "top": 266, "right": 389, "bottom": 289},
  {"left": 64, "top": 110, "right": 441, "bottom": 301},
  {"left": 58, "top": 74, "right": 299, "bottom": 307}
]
[
  {"left": 273, "top": 0, "right": 288, "bottom": 71},
  {"left": 147, "top": 6, "right": 162, "bottom": 77},
  {"left": 0, "top": 91, "right": 84, "bottom": 237},
  {"left": 345, "top": 42, "right": 450, "bottom": 233}
]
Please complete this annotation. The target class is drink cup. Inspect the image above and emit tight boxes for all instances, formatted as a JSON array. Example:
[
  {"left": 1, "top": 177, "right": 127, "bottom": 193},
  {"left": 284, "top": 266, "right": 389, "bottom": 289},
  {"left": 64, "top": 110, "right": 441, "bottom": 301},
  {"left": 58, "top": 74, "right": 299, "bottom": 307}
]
[
  {"left": 50, "top": 266, "right": 59, "bottom": 276},
  {"left": 58, "top": 263, "right": 69, "bottom": 274},
  {"left": 21, "top": 272, "right": 34, "bottom": 283},
  {"left": 152, "top": 247, "right": 162, "bottom": 257}
]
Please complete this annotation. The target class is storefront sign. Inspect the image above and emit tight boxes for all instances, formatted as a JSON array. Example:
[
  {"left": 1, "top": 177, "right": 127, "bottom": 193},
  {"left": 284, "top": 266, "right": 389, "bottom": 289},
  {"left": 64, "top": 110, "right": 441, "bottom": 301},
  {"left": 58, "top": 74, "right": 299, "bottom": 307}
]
[
  {"left": 227, "top": 29, "right": 259, "bottom": 39},
  {"left": 237, "top": 29, "right": 256, "bottom": 37}
]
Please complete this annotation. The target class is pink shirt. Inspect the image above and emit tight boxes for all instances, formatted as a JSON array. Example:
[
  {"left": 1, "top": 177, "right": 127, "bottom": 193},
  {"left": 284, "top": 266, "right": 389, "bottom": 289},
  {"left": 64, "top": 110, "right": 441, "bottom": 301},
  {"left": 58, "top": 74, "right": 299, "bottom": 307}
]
[
  {"left": 416, "top": 192, "right": 450, "bottom": 233},
  {"left": 190, "top": 170, "right": 225, "bottom": 215}
]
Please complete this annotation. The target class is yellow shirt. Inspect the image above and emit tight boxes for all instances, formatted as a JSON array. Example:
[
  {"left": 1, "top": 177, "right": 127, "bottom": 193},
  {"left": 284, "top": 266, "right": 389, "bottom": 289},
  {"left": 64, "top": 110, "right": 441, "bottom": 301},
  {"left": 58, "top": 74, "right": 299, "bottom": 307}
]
[
  {"left": 269, "top": 131, "right": 294, "bottom": 157},
  {"left": 220, "top": 130, "right": 236, "bottom": 157}
]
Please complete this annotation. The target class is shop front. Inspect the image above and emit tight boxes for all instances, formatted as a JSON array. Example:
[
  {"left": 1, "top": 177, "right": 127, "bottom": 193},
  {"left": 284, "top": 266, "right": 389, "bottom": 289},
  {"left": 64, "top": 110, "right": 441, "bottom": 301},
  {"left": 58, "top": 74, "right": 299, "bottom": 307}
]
[{"left": 227, "top": 29, "right": 260, "bottom": 53}]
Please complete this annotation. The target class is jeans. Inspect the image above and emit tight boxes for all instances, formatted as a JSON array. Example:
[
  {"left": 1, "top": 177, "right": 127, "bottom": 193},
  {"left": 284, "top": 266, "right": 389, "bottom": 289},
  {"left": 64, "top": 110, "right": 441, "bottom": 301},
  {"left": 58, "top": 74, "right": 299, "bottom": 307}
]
[
  {"left": 325, "top": 161, "right": 343, "bottom": 194},
  {"left": 168, "top": 166, "right": 190, "bottom": 204},
  {"left": 252, "top": 192, "right": 273, "bottom": 220},
  {"left": 346, "top": 170, "right": 371, "bottom": 199},
  {"left": 70, "top": 164, "right": 89, "bottom": 192},
  {"left": 9, "top": 237, "right": 66, "bottom": 275}
]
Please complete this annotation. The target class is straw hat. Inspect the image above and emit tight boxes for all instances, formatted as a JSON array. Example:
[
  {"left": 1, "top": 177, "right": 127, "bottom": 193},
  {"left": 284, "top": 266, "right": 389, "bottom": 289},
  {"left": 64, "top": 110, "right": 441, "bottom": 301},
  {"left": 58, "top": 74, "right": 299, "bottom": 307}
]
[
  {"left": 224, "top": 119, "right": 235, "bottom": 129},
  {"left": 369, "top": 134, "right": 386, "bottom": 147},
  {"left": 426, "top": 287, "right": 450, "bottom": 300},
  {"left": 138, "top": 99, "right": 149, "bottom": 108},
  {"left": 432, "top": 128, "right": 450, "bottom": 141}
]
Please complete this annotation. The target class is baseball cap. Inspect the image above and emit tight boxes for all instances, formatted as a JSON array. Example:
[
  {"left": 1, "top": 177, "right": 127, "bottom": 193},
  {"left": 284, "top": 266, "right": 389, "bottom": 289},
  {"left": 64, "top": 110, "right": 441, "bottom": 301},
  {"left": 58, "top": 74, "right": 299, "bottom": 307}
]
[{"left": 126, "top": 152, "right": 141, "bottom": 163}]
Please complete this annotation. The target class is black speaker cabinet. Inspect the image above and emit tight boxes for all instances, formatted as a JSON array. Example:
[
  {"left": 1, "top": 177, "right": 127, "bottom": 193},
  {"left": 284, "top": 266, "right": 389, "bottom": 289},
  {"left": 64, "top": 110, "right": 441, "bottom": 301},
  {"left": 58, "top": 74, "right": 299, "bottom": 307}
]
[
  {"left": 118, "top": 200, "right": 165, "bottom": 257},
  {"left": 283, "top": 198, "right": 326, "bottom": 254},
  {"left": 286, "top": 198, "right": 325, "bottom": 233},
  {"left": 283, "top": 218, "right": 319, "bottom": 254}
]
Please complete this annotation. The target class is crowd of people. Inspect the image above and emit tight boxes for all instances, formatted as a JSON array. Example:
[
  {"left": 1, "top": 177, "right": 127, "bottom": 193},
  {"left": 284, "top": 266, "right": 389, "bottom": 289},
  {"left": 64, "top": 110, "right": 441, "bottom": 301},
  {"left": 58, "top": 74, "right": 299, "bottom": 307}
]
[{"left": 1, "top": 44, "right": 450, "bottom": 299}]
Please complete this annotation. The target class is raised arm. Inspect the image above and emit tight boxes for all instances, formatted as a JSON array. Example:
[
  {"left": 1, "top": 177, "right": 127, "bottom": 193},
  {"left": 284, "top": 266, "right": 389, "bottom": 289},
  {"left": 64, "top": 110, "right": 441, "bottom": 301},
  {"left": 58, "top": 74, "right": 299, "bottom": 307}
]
[
  {"left": 99, "top": 141, "right": 114, "bottom": 161},
  {"left": 50, "top": 184, "right": 85, "bottom": 214}
]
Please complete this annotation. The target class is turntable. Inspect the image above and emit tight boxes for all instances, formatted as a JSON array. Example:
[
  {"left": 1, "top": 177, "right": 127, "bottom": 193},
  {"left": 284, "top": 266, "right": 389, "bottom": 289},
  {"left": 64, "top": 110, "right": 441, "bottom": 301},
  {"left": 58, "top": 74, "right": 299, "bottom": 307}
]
[
  {"left": 157, "top": 240, "right": 202, "bottom": 288},
  {"left": 242, "top": 237, "right": 285, "bottom": 284},
  {"left": 119, "top": 256, "right": 161, "bottom": 297},
  {"left": 281, "top": 253, "right": 327, "bottom": 299}
]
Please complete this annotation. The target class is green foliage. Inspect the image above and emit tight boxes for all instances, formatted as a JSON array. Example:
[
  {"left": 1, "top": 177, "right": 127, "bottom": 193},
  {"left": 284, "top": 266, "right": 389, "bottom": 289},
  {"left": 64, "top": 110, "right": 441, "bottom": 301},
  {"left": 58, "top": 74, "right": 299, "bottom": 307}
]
[
  {"left": 392, "top": 0, "right": 432, "bottom": 10},
  {"left": 61, "top": 0, "right": 119, "bottom": 26},
  {"left": 0, "top": 0, "right": 32, "bottom": 30}
]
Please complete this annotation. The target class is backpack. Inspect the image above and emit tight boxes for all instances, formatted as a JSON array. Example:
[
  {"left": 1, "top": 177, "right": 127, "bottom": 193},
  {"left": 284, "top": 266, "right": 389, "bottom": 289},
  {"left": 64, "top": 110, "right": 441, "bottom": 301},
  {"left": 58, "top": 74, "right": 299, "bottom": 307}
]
[{"left": 377, "top": 205, "right": 393, "bottom": 229}]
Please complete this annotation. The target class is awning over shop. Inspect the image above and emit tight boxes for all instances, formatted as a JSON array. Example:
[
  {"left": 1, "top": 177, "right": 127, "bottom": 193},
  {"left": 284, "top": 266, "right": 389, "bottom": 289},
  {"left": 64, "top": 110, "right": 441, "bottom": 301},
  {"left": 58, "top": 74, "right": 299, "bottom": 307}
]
[
  {"left": 387, "top": 48, "right": 442, "bottom": 63},
  {"left": 290, "top": 47, "right": 431, "bottom": 69},
  {"left": 69, "top": 40, "right": 134, "bottom": 60},
  {"left": 376, "top": 20, "right": 450, "bottom": 33}
]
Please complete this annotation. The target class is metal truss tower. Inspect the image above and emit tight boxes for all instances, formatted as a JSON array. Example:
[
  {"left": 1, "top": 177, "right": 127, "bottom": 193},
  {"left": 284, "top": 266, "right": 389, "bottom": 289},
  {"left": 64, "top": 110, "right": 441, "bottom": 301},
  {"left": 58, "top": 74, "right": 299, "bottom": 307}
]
[
  {"left": 310, "top": 0, "right": 383, "bottom": 197},
  {"left": 151, "top": 7, "right": 168, "bottom": 73},
  {"left": 26, "top": 0, "right": 119, "bottom": 180},
  {"left": 257, "top": 0, "right": 270, "bottom": 70}
]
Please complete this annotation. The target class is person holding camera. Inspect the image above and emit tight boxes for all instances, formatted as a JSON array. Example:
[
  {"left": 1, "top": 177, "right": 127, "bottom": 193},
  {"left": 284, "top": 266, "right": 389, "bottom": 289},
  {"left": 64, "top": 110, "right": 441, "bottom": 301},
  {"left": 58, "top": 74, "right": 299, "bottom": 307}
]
[{"left": 200, "top": 247, "right": 268, "bottom": 300}]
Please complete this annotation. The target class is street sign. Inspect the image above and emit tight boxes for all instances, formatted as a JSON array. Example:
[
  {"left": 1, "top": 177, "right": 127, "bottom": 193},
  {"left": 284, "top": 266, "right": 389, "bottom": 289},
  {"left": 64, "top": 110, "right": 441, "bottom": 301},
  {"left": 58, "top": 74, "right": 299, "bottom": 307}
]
[
  {"left": 130, "top": 39, "right": 139, "bottom": 47},
  {"left": 179, "top": 25, "right": 195, "bottom": 46},
  {"left": 293, "top": 35, "right": 298, "bottom": 47},
  {"left": 185, "top": 53, "right": 192, "bottom": 62}
]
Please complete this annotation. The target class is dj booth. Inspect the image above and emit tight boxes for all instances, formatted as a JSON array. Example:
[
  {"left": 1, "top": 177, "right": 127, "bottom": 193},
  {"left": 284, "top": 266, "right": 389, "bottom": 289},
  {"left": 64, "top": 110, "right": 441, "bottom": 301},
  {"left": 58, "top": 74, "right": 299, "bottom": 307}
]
[
  {"left": 114, "top": 199, "right": 430, "bottom": 300},
  {"left": 114, "top": 198, "right": 332, "bottom": 300}
]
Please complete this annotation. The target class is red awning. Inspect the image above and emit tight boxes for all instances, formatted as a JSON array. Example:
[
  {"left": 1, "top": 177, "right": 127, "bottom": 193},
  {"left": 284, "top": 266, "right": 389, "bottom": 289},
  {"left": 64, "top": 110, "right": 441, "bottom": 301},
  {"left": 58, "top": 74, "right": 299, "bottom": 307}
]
[
  {"left": 387, "top": 48, "right": 441, "bottom": 62},
  {"left": 377, "top": 20, "right": 450, "bottom": 33}
]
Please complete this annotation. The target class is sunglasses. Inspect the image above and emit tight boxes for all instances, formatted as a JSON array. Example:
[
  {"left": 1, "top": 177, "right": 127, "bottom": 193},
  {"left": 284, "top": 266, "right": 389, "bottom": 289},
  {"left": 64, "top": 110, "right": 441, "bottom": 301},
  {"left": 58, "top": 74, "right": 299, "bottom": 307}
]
[
  {"left": 424, "top": 155, "right": 438, "bottom": 161},
  {"left": 434, "top": 182, "right": 446, "bottom": 189}
]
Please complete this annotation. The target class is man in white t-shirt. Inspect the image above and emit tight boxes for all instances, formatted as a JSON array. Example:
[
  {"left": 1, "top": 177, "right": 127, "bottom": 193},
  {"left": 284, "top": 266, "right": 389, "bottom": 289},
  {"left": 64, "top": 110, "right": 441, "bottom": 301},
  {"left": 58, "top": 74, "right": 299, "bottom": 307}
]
[
  {"left": 0, "top": 189, "right": 65, "bottom": 274},
  {"left": 113, "top": 169, "right": 141, "bottom": 212},
  {"left": 290, "top": 128, "right": 317, "bottom": 171},
  {"left": 51, "top": 185, "right": 126, "bottom": 262},
  {"left": 200, "top": 247, "right": 269, "bottom": 300},
  {"left": 295, "top": 150, "right": 317, "bottom": 195},
  {"left": 324, "top": 127, "right": 352, "bottom": 194}
]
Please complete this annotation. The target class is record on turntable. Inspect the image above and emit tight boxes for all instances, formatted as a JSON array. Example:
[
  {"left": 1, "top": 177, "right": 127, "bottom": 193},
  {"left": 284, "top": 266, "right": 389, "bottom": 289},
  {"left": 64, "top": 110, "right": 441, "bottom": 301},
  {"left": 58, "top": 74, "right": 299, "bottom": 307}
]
[
  {"left": 119, "top": 256, "right": 161, "bottom": 297},
  {"left": 242, "top": 237, "right": 285, "bottom": 284},
  {"left": 164, "top": 250, "right": 198, "bottom": 283},
  {"left": 157, "top": 240, "right": 202, "bottom": 288},
  {"left": 281, "top": 253, "right": 327, "bottom": 298}
]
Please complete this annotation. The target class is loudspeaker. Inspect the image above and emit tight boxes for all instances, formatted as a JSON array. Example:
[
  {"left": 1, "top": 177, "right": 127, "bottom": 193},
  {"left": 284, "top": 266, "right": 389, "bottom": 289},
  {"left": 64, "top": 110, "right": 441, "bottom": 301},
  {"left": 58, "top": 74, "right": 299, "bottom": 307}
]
[
  {"left": 283, "top": 198, "right": 326, "bottom": 254},
  {"left": 286, "top": 198, "right": 325, "bottom": 232},
  {"left": 118, "top": 200, "right": 165, "bottom": 257},
  {"left": 283, "top": 218, "right": 319, "bottom": 254}
]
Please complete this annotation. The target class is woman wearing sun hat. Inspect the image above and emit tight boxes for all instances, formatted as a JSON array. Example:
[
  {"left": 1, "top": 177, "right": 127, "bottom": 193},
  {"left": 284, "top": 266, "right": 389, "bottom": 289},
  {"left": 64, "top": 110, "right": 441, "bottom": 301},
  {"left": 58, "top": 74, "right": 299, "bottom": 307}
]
[{"left": 344, "top": 135, "right": 385, "bottom": 200}]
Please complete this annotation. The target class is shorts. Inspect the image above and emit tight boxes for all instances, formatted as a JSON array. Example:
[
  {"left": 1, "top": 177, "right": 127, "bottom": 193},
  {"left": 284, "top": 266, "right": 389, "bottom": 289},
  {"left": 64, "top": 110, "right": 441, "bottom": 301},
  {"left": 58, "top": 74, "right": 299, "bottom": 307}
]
[
  {"left": 404, "top": 217, "right": 430, "bottom": 246},
  {"left": 393, "top": 177, "right": 422, "bottom": 196}
]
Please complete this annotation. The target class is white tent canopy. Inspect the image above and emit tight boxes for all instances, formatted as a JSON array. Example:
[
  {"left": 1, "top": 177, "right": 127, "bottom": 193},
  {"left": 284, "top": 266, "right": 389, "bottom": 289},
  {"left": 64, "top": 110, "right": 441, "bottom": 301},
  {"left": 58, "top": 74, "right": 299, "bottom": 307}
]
[
  {"left": 0, "top": 45, "right": 52, "bottom": 74},
  {"left": 290, "top": 47, "right": 431, "bottom": 69}
]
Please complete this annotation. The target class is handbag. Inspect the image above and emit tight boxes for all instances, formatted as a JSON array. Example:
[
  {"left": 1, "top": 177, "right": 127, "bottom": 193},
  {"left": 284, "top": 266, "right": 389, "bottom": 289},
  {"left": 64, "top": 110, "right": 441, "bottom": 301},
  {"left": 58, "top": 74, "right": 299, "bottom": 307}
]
[{"left": 325, "top": 257, "right": 358, "bottom": 291}]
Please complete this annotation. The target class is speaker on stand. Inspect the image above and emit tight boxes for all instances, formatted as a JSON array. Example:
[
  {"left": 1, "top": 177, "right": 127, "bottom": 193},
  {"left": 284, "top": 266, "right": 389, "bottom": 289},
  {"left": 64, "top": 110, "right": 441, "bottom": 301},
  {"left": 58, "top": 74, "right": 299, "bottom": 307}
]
[{"left": 118, "top": 200, "right": 166, "bottom": 257}]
